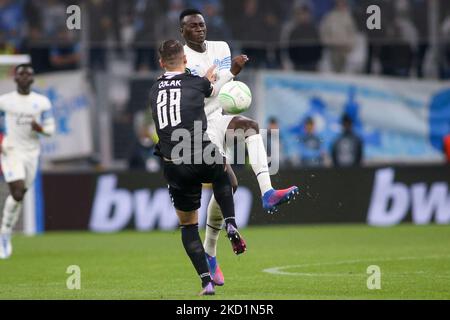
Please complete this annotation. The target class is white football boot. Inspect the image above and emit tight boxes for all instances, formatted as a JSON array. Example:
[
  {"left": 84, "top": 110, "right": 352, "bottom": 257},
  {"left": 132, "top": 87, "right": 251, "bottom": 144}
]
[{"left": 0, "top": 233, "right": 12, "bottom": 259}]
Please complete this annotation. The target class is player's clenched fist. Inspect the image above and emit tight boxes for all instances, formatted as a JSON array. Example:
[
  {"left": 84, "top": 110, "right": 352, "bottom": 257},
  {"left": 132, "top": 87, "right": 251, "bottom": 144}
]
[
  {"left": 231, "top": 55, "right": 249, "bottom": 76},
  {"left": 205, "top": 65, "right": 217, "bottom": 83},
  {"left": 31, "top": 120, "right": 43, "bottom": 133}
]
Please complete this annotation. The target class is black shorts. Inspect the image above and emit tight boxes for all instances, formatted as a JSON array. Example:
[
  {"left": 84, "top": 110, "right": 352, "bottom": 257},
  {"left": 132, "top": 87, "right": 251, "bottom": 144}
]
[{"left": 162, "top": 160, "right": 226, "bottom": 212}]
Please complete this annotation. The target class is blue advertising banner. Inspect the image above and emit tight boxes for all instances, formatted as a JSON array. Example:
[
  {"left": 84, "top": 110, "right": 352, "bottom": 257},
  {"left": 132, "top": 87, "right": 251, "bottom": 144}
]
[{"left": 257, "top": 72, "right": 450, "bottom": 163}]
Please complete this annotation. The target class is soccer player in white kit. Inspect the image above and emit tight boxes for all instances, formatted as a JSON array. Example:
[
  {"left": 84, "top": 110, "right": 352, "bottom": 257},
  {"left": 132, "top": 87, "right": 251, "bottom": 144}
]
[
  {"left": 0, "top": 64, "right": 55, "bottom": 259},
  {"left": 180, "top": 9, "right": 299, "bottom": 286}
]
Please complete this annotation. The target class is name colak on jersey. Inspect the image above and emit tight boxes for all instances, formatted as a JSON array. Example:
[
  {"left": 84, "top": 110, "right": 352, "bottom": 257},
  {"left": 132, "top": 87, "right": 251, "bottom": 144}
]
[{"left": 158, "top": 80, "right": 182, "bottom": 89}]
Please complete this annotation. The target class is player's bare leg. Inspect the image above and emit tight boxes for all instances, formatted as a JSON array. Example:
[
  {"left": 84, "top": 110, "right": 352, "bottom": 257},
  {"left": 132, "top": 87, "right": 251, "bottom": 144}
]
[
  {"left": 204, "top": 164, "right": 238, "bottom": 286},
  {"left": 177, "top": 209, "right": 215, "bottom": 296},
  {"left": 0, "top": 180, "right": 26, "bottom": 259},
  {"left": 227, "top": 116, "right": 299, "bottom": 214}
]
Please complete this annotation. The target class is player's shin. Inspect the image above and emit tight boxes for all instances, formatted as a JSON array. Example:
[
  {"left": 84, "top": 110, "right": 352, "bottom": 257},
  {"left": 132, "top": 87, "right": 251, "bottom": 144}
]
[
  {"left": 212, "top": 173, "right": 247, "bottom": 254},
  {"left": 1, "top": 196, "right": 22, "bottom": 234},
  {"left": 180, "top": 224, "right": 212, "bottom": 288},
  {"left": 212, "top": 172, "right": 237, "bottom": 229},
  {"left": 204, "top": 196, "right": 224, "bottom": 257},
  {"left": 245, "top": 134, "right": 273, "bottom": 195}
]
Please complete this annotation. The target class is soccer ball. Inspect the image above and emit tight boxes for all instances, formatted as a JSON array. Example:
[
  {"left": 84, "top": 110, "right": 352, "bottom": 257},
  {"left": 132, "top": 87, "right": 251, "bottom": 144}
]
[{"left": 218, "top": 81, "right": 252, "bottom": 114}]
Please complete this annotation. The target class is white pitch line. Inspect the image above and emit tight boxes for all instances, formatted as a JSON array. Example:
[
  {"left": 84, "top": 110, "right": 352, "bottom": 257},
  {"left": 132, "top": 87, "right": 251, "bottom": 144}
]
[{"left": 263, "top": 255, "right": 450, "bottom": 277}]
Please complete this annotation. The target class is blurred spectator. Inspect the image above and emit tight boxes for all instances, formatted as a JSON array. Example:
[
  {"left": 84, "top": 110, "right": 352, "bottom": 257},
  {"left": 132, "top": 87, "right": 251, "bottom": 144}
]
[
  {"left": 237, "top": 0, "right": 267, "bottom": 68},
  {"left": 186, "top": 0, "right": 213, "bottom": 10},
  {"left": 319, "top": 0, "right": 357, "bottom": 73},
  {"left": 379, "top": 0, "right": 418, "bottom": 77},
  {"left": 441, "top": 0, "right": 450, "bottom": 75},
  {"left": 331, "top": 114, "right": 363, "bottom": 167},
  {"left": 132, "top": 0, "right": 162, "bottom": 72},
  {"left": 353, "top": 0, "right": 392, "bottom": 75},
  {"left": 87, "top": 0, "right": 113, "bottom": 71},
  {"left": 155, "top": 0, "right": 185, "bottom": 52},
  {"left": 40, "top": 0, "right": 66, "bottom": 39},
  {"left": 444, "top": 133, "right": 450, "bottom": 163},
  {"left": 0, "top": 0, "right": 25, "bottom": 53},
  {"left": 260, "top": 0, "right": 283, "bottom": 68},
  {"left": 298, "top": 117, "right": 324, "bottom": 167},
  {"left": 441, "top": 15, "right": 450, "bottom": 78},
  {"left": 307, "top": 0, "right": 335, "bottom": 23},
  {"left": 202, "top": 1, "right": 232, "bottom": 41},
  {"left": 281, "top": 4, "right": 322, "bottom": 71},
  {"left": 128, "top": 110, "right": 160, "bottom": 172},
  {"left": 24, "top": 0, "right": 42, "bottom": 34},
  {"left": 440, "top": 8, "right": 450, "bottom": 79},
  {"left": 49, "top": 29, "right": 81, "bottom": 71},
  {"left": 222, "top": 0, "right": 242, "bottom": 38},
  {"left": 264, "top": 117, "right": 284, "bottom": 168},
  {"left": 412, "top": 0, "right": 429, "bottom": 78},
  {"left": 24, "top": 0, "right": 51, "bottom": 73}
]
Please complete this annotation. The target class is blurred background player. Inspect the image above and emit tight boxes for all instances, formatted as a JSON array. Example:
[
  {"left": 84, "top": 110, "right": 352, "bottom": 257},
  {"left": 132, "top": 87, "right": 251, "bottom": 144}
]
[
  {"left": 331, "top": 114, "right": 363, "bottom": 167},
  {"left": 298, "top": 116, "right": 325, "bottom": 167},
  {"left": 150, "top": 40, "right": 246, "bottom": 296},
  {"left": 179, "top": 8, "right": 299, "bottom": 287},
  {"left": 0, "top": 64, "right": 55, "bottom": 259}
]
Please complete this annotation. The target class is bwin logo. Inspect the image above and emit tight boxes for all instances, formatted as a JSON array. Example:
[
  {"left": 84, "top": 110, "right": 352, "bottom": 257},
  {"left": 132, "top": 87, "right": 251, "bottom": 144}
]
[
  {"left": 89, "top": 175, "right": 252, "bottom": 232},
  {"left": 368, "top": 168, "right": 450, "bottom": 226}
]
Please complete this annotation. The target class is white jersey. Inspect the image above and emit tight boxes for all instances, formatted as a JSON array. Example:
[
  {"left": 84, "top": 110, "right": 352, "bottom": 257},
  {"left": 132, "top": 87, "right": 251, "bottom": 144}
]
[
  {"left": 0, "top": 91, "right": 55, "bottom": 153},
  {"left": 184, "top": 41, "right": 234, "bottom": 119}
]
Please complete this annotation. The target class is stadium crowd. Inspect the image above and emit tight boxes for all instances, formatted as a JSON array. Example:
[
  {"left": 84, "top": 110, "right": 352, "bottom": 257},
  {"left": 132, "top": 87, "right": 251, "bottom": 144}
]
[
  {"left": 1, "top": 0, "right": 449, "bottom": 171},
  {"left": 2, "top": 0, "right": 450, "bottom": 78}
]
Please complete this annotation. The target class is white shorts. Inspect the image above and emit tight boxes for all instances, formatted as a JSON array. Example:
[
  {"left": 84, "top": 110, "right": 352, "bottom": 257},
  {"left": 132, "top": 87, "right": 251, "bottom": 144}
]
[
  {"left": 1, "top": 149, "right": 39, "bottom": 188},
  {"left": 206, "top": 113, "right": 235, "bottom": 160}
]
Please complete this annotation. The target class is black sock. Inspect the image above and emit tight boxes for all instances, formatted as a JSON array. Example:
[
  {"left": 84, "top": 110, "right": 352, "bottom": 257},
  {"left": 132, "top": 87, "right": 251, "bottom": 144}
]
[
  {"left": 213, "top": 170, "right": 238, "bottom": 230},
  {"left": 224, "top": 217, "right": 237, "bottom": 230},
  {"left": 180, "top": 224, "right": 211, "bottom": 287}
]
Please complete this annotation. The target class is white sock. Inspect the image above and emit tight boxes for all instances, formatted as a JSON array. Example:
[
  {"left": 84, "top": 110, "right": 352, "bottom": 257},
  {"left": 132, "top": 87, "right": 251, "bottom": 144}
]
[
  {"left": 246, "top": 134, "right": 273, "bottom": 195},
  {"left": 203, "top": 195, "right": 224, "bottom": 257},
  {"left": 1, "top": 196, "right": 22, "bottom": 234}
]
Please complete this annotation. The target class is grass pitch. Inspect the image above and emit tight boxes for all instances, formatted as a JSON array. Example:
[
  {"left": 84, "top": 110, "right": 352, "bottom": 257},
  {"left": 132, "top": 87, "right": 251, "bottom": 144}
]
[{"left": 0, "top": 224, "right": 450, "bottom": 300}]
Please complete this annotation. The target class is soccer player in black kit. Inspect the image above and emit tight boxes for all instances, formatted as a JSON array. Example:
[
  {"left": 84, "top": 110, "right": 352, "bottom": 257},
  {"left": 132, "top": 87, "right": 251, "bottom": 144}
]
[{"left": 150, "top": 40, "right": 246, "bottom": 296}]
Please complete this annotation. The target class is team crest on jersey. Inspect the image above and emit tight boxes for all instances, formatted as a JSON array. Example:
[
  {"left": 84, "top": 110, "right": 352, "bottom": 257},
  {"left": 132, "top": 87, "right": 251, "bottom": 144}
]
[{"left": 214, "top": 57, "right": 231, "bottom": 71}]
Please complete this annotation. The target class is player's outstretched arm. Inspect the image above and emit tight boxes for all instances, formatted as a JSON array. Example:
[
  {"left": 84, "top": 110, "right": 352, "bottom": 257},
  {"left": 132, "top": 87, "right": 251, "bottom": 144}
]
[
  {"left": 31, "top": 109, "right": 56, "bottom": 137},
  {"left": 209, "top": 55, "right": 249, "bottom": 97},
  {"left": 205, "top": 65, "right": 217, "bottom": 83}
]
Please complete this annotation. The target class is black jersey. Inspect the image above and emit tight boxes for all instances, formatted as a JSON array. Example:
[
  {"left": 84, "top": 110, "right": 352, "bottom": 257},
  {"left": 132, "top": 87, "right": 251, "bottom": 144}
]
[{"left": 150, "top": 71, "right": 213, "bottom": 160}]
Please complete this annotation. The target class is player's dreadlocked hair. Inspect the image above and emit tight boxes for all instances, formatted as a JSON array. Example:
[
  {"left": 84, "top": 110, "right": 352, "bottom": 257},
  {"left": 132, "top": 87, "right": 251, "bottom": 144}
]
[
  {"left": 179, "top": 8, "right": 203, "bottom": 27},
  {"left": 158, "top": 40, "right": 185, "bottom": 68}
]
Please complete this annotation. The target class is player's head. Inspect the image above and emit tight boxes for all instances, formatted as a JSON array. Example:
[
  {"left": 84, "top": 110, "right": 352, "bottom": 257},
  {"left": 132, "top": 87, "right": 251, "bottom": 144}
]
[
  {"left": 179, "top": 9, "right": 206, "bottom": 45},
  {"left": 268, "top": 117, "right": 279, "bottom": 130},
  {"left": 341, "top": 113, "right": 353, "bottom": 131},
  {"left": 14, "top": 63, "right": 34, "bottom": 91},
  {"left": 304, "top": 117, "right": 315, "bottom": 134},
  {"left": 158, "top": 39, "right": 187, "bottom": 71}
]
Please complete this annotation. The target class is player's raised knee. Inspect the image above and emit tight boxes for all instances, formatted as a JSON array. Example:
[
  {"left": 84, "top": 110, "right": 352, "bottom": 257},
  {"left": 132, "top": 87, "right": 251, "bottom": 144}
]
[
  {"left": 230, "top": 116, "right": 259, "bottom": 136},
  {"left": 246, "top": 119, "right": 259, "bottom": 134},
  {"left": 11, "top": 189, "right": 26, "bottom": 202}
]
